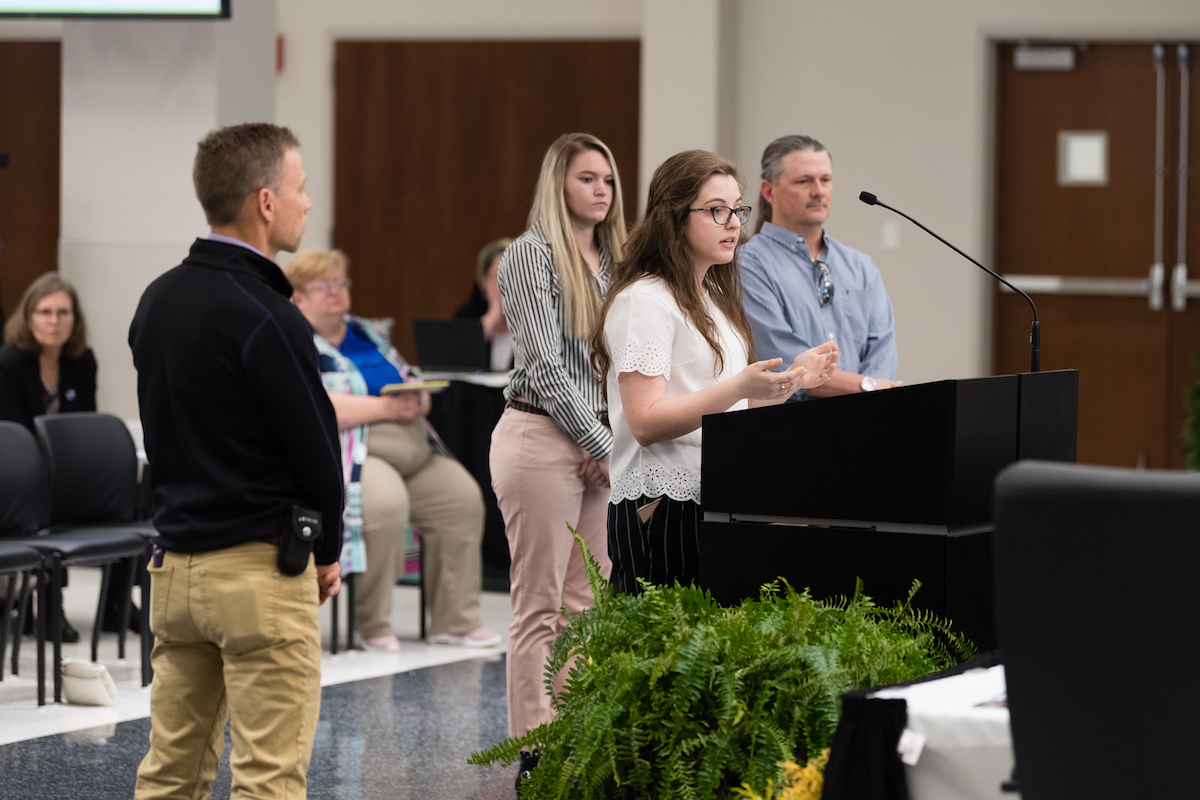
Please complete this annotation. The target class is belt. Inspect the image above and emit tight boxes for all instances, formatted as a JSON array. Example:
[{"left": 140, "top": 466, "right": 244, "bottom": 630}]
[{"left": 506, "top": 399, "right": 610, "bottom": 429}]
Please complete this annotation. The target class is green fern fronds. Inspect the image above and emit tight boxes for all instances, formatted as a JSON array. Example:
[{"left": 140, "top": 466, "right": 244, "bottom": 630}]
[{"left": 472, "top": 534, "right": 974, "bottom": 799}]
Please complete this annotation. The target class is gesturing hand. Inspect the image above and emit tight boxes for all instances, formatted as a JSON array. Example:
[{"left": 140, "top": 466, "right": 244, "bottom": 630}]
[
  {"left": 792, "top": 340, "right": 839, "bottom": 389},
  {"left": 739, "top": 357, "right": 810, "bottom": 401}
]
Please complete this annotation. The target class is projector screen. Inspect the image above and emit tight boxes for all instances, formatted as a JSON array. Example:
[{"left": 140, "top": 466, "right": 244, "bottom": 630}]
[{"left": 0, "top": 0, "right": 229, "bottom": 17}]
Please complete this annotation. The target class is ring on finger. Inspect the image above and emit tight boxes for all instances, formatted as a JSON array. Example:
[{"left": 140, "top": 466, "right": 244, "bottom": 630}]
[{"left": 779, "top": 382, "right": 786, "bottom": 392}]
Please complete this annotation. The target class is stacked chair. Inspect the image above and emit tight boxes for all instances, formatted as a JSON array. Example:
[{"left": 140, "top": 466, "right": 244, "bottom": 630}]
[
  {"left": 0, "top": 422, "right": 48, "bottom": 704},
  {"left": 0, "top": 414, "right": 156, "bottom": 704}
]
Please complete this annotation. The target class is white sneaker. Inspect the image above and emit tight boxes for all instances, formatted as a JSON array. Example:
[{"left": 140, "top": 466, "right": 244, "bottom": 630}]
[
  {"left": 359, "top": 634, "right": 401, "bottom": 653},
  {"left": 427, "top": 627, "right": 501, "bottom": 648}
]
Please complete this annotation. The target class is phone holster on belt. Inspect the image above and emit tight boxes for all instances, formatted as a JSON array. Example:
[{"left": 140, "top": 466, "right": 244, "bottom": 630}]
[{"left": 278, "top": 505, "right": 321, "bottom": 576}]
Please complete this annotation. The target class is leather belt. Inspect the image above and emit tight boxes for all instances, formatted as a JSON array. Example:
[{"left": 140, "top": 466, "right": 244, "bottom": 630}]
[{"left": 506, "top": 399, "right": 610, "bottom": 429}]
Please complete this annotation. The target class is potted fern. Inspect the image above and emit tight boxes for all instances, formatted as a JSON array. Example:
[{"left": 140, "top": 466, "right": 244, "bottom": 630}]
[{"left": 470, "top": 533, "right": 974, "bottom": 799}]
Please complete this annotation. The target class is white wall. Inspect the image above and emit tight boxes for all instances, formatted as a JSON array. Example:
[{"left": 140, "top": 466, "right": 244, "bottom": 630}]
[
  {"left": 639, "top": 0, "right": 720, "bottom": 199},
  {"left": 57, "top": 5, "right": 276, "bottom": 420},
  {"left": 6, "top": 0, "right": 1200, "bottom": 416},
  {"left": 732, "top": 0, "right": 1200, "bottom": 386},
  {"left": 275, "top": 0, "right": 641, "bottom": 265}
]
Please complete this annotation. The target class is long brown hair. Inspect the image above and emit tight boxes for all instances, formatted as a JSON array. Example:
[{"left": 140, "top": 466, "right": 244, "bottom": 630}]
[
  {"left": 3, "top": 272, "right": 89, "bottom": 357},
  {"left": 528, "top": 133, "right": 628, "bottom": 339},
  {"left": 591, "top": 150, "right": 755, "bottom": 389}
]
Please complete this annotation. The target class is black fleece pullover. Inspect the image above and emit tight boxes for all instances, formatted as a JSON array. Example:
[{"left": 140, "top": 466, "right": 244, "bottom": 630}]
[{"left": 129, "top": 238, "right": 344, "bottom": 564}]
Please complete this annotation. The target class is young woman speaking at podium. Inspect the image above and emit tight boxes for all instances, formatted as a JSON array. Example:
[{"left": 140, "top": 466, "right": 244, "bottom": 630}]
[{"left": 591, "top": 150, "right": 838, "bottom": 595}]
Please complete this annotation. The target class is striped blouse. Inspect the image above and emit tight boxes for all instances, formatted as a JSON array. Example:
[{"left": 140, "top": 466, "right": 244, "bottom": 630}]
[{"left": 498, "top": 225, "right": 613, "bottom": 460}]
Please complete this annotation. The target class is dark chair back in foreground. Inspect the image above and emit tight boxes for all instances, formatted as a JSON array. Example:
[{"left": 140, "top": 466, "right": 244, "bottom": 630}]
[
  {"left": 0, "top": 421, "right": 47, "bottom": 536},
  {"left": 994, "top": 461, "right": 1200, "bottom": 799},
  {"left": 35, "top": 412, "right": 139, "bottom": 525},
  {"left": 31, "top": 413, "right": 154, "bottom": 699},
  {"left": 0, "top": 422, "right": 52, "bottom": 704}
]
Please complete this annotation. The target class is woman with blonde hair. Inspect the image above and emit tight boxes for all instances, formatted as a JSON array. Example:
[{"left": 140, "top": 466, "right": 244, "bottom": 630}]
[
  {"left": 285, "top": 248, "right": 497, "bottom": 653},
  {"left": 592, "top": 150, "right": 838, "bottom": 594},
  {"left": 490, "top": 133, "right": 627, "bottom": 768}
]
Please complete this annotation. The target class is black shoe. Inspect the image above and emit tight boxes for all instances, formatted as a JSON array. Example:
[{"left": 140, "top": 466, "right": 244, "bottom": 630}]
[
  {"left": 100, "top": 603, "right": 141, "bottom": 633},
  {"left": 515, "top": 750, "right": 539, "bottom": 793},
  {"left": 60, "top": 615, "right": 80, "bottom": 643},
  {"left": 21, "top": 610, "right": 80, "bottom": 641}
]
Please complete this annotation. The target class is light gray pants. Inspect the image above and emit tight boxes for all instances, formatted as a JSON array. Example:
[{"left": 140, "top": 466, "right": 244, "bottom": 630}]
[{"left": 355, "top": 421, "right": 485, "bottom": 638}]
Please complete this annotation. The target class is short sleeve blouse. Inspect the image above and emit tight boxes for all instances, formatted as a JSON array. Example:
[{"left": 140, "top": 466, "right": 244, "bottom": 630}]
[{"left": 604, "top": 277, "right": 749, "bottom": 504}]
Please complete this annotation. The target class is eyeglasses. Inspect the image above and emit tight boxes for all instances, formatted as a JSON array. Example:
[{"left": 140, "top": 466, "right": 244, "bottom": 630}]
[
  {"left": 32, "top": 308, "right": 73, "bottom": 319},
  {"left": 308, "top": 278, "right": 351, "bottom": 294},
  {"left": 689, "top": 205, "right": 752, "bottom": 225},
  {"left": 815, "top": 261, "right": 834, "bottom": 307}
]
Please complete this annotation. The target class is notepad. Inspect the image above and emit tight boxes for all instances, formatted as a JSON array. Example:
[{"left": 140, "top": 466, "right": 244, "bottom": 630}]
[{"left": 380, "top": 381, "right": 451, "bottom": 395}]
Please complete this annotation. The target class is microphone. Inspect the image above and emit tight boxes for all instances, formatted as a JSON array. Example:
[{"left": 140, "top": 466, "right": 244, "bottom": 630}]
[{"left": 858, "top": 191, "right": 1040, "bottom": 372}]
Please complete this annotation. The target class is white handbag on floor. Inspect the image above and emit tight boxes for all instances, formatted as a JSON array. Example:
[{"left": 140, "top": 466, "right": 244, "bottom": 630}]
[{"left": 61, "top": 658, "right": 119, "bottom": 706}]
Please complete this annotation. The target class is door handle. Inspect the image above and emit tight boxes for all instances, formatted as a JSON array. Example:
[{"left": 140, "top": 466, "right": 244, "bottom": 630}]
[
  {"left": 1171, "top": 264, "right": 1200, "bottom": 311},
  {"left": 1174, "top": 45, "right": 1190, "bottom": 311},
  {"left": 1001, "top": 264, "right": 1165, "bottom": 310}
]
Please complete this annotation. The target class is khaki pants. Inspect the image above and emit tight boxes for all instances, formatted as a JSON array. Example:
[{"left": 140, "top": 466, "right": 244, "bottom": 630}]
[
  {"left": 355, "top": 421, "right": 485, "bottom": 638},
  {"left": 135, "top": 542, "right": 322, "bottom": 800},
  {"left": 489, "top": 408, "right": 611, "bottom": 738}
]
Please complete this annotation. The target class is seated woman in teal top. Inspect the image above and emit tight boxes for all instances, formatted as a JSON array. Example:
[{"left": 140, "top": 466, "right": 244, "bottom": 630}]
[
  {"left": 285, "top": 249, "right": 500, "bottom": 653},
  {"left": 337, "top": 323, "right": 404, "bottom": 396}
]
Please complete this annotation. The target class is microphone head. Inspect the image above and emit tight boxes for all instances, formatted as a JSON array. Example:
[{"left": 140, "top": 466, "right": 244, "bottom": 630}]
[{"left": 859, "top": 191, "right": 878, "bottom": 206}]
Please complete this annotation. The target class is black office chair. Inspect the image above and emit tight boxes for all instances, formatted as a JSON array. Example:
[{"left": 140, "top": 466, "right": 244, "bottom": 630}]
[
  {"left": 0, "top": 422, "right": 52, "bottom": 704},
  {"left": 0, "top": 544, "right": 44, "bottom": 686},
  {"left": 29, "top": 413, "right": 155, "bottom": 700},
  {"left": 994, "top": 461, "right": 1200, "bottom": 800}
]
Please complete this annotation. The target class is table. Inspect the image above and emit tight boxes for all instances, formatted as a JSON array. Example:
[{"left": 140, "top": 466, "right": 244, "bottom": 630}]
[
  {"left": 871, "top": 665, "right": 1014, "bottom": 800},
  {"left": 423, "top": 371, "right": 510, "bottom": 590}
]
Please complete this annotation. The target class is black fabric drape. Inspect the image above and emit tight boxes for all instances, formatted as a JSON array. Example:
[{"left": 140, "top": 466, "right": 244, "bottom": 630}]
[
  {"left": 425, "top": 381, "right": 509, "bottom": 588},
  {"left": 821, "top": 695, "right": 909, "bottom": 800}
]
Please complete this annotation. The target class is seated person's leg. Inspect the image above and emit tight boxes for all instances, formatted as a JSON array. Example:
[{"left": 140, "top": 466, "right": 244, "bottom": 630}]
[
  {"left": 403, "top": 454, "right": 490, "bottom": 642},
  {"left": 356, "top": 454, "right": 410, "bottom": 647}
]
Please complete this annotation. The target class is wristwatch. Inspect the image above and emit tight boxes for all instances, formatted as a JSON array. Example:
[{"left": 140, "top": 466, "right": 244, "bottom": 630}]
[{"left": 860, "top": 376, "right": 877, "bottom": 393}]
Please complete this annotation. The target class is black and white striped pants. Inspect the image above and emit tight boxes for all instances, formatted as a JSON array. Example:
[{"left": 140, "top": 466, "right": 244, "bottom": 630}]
[{"left": 607, "top": 495, "right": 701, "bottom": 596}]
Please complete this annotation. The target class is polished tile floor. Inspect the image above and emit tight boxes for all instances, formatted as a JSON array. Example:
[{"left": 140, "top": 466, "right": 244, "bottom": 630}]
[{"left": 0, "top": 571, "right": 519, "bottom": 799}]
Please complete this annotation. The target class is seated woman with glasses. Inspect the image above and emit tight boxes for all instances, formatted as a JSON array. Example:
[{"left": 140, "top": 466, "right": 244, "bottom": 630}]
[
  {"left": 0, "top": 272, "right": 96, "bottom": 431},
  {"left": 591, "top": 151, "right": 839, "bottom": 594},
  {"left": 285, "top": 249, "right": 499, "bottom": 652},
  {"left": 1, "top": 272, "right": 99, "bottom": 642}
]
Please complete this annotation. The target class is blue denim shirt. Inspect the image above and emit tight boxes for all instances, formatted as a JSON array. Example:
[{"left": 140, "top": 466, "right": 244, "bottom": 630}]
[{"left": 740, "top": 222, "right": 898, "bottom": 399}]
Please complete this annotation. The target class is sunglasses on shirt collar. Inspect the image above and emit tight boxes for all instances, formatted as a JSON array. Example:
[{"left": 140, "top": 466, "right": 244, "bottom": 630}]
[{"left": 814, "top": 260, "right": 834, "bottom": 307}]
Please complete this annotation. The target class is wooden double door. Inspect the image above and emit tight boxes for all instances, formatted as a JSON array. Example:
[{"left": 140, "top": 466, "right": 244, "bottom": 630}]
[
  {"left": 0, "top": 41, "right": 60, "bottom": 321},
  {"left": 994, "top": 42, "right": 1199, "bottom": 468},
  {"left": 333, "top": 40, "right": 640, "bottom": 364}
]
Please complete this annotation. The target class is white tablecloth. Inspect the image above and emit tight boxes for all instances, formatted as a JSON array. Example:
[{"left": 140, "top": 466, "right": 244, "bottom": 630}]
[
  {"left": 872, "top": 665, "right": 1015, "bottom": 800},
  {"left": 420, "top": 370, "right": 511, "bottom": 389}
]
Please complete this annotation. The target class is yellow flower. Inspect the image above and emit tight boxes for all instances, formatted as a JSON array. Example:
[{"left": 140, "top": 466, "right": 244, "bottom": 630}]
[{"left": 731, "top": 749, "right": 830, "bottom": 800}]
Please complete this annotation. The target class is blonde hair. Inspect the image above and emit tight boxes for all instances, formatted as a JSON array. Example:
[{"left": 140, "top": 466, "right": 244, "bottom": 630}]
[
  {"left": 283, "top": 249, "right": 348, "bottom": 293},
  {"left": 528, "top": 133, "right": 628, "bottom": 339},
  {"left": 476, "top": 238, "right": 514, "bottom": 289}
]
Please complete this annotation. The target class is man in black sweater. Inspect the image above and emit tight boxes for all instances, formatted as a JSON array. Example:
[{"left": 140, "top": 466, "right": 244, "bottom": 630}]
[{"left": 129, "top": 123, "right": 343, "bottom": 800}]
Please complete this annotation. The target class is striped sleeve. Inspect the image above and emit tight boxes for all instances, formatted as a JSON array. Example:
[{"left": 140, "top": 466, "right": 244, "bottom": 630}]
[{"left": 499, "top": 235, "right": 613, "bottom": 460}]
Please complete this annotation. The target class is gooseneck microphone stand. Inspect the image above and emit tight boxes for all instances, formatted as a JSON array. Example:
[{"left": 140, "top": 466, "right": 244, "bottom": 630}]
[{"left": 859, "top": 191, "right": 1040, "bottom": 373}]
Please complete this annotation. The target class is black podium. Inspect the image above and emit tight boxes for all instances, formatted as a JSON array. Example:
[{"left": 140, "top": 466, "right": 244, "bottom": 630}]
[{"left": 696, "top": 370, "right": 1077, "bottom": 651}]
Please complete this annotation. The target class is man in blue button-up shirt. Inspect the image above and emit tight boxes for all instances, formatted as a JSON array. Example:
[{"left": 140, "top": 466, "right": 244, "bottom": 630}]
[{"left": 741, "top": 135, "right": 901, "bottom": 400}]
